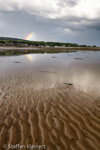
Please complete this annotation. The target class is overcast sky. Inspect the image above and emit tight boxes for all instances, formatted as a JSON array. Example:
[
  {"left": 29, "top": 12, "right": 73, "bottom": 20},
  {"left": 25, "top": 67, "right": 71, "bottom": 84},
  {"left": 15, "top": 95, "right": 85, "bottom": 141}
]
[{"left": 0, "top": 0, "right": 100, "bottom": 46}]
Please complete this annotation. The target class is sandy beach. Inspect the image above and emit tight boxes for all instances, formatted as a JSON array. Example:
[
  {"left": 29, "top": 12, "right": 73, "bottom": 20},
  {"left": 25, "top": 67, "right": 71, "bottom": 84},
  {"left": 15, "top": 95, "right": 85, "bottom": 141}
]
[{"left": 0, "top": 51, "right": 100, "bottom": 150}]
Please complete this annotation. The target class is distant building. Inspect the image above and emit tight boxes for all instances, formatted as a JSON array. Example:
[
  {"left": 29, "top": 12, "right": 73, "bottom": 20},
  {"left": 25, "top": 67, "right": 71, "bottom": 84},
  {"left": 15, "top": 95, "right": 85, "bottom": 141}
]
[
  {"left": 5, "top": 42, "right": 13, "bottom": 46},
  {"left": 0, "top": 43, "right": 5, "bottom": 46},
  {"left": 14, "top": 43, "right": 28, "bottom": 47},
  {"left": 45, "top": 45, "right": 50, "bottom": 47},
  {"left": 39, "top": 45, "right": 44, "bottom": 47}
]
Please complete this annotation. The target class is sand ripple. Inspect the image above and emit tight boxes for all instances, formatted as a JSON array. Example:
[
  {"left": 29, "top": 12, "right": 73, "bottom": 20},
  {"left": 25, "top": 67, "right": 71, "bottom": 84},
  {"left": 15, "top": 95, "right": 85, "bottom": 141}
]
[{"left": 0, "top": 84, "right": 100, "bottom": 150}]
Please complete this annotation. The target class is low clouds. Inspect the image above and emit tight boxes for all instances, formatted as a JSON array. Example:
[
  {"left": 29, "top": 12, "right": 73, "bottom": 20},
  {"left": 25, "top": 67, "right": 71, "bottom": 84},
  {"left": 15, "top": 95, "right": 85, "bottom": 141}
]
[
  {"left": 0, "top": 0, "right": 100, "bottom": 19},
  {"left": 0, "top": 0, "right": 100, "bottom": 45}
]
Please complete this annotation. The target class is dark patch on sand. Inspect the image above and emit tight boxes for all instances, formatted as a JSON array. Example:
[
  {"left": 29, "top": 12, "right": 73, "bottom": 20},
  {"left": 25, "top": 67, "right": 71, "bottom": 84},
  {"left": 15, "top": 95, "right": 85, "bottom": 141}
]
[
  {"left": 74, "top": 58, "right": 84, "bottom": 60},
  {"left": 14, "top": 61, "right": 22, "bottom": 63},
  {"left": 63, "top": 83, "right": 73, "bottom": 86},
  {"left": 52, "top": 56, "right": 58, "bottom": 58},
  {"left": 40, "top": 71, "right": 54, "bottom": 73}
]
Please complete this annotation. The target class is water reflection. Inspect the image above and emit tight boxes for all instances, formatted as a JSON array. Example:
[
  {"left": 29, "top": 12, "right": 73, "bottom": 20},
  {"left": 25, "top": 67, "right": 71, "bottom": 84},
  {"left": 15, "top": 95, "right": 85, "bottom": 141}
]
[{"left": 0, "top": 51, "right": 100, "bottom": 97}]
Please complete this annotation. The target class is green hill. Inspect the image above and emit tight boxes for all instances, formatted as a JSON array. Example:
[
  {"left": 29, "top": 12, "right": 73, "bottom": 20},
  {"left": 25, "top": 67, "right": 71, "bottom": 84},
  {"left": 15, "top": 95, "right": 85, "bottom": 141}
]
[{"left": 0, "top": 37, "right": 23, "bottom": 41}]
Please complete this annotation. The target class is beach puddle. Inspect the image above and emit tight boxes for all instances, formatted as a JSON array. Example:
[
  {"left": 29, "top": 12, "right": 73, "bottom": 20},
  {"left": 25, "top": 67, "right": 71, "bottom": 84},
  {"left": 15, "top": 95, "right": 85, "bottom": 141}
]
[{"left": 0, "top": 51, "right": 100, "bottom": 97}]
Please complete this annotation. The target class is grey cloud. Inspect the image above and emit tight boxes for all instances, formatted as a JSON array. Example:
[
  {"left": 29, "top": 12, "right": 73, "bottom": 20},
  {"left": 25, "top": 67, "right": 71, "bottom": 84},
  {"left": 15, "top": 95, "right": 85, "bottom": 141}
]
[
  {"left": 0, "top": 0, "right": 100, "bottom": 46},
  {"left": 84, "top": 20, "right": 100, "bottom": 31},
  {"left": 57, "top": 0, "right": 79, "bottom": 7}
]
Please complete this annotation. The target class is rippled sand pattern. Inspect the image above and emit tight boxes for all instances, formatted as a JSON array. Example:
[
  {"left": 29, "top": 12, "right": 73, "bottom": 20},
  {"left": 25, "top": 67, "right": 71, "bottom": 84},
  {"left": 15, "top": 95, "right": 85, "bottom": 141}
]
[{"left": 0, "top": 52, "right": 100, "bottom": 150}]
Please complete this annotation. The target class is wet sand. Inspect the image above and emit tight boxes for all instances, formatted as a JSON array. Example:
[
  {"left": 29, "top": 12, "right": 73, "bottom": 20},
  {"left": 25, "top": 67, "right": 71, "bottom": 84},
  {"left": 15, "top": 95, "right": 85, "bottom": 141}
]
[{"left": 0, "top": 51, "right": 100, "bottom": 150}]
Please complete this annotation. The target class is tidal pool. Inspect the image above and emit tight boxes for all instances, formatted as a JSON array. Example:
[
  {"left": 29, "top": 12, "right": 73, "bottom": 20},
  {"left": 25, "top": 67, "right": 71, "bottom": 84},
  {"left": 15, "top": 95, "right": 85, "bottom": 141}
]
[{"left": 0, "top": 51, "right": 100, "bottom": 98}]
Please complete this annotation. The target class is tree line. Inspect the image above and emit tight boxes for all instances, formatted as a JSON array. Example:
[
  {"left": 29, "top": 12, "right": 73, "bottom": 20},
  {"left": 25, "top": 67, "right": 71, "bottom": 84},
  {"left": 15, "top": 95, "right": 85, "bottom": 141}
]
[{"left": 0, "top": 39, "right": 96, "bottom": 47}]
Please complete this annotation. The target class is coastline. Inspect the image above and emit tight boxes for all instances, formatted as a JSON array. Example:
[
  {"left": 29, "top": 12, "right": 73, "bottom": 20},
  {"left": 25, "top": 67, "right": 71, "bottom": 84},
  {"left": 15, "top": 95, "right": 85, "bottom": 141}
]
[{"left": 0, "top": 46, "right": 100, "bottom": 55}]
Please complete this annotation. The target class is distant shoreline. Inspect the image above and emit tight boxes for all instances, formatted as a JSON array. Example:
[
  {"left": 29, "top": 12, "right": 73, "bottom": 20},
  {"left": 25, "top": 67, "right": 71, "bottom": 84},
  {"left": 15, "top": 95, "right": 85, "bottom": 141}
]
[{"left": 0, "top": 46, "right": 100, "bottom": 55}]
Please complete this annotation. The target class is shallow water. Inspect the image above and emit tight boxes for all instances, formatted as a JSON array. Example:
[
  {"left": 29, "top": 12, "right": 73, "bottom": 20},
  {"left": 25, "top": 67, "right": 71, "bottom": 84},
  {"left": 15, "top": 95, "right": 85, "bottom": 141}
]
[{"left": 0, "top": 51, "right": 100, "bottom": 97}]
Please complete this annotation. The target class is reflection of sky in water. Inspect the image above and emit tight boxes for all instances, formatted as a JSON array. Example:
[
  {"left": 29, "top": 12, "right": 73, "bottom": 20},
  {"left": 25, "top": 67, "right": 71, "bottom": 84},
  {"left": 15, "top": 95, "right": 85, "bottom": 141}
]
[{"left": 0, "top": 51, "right": 100, "bottom": 97}]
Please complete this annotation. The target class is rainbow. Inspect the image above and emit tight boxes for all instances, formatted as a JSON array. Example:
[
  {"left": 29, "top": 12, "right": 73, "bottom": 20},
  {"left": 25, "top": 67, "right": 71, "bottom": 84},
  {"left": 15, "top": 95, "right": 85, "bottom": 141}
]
[
  {"left": 26, "top": 54, "right": 33, "bottom": 61},
  {"left": 25, "top": 32, "right": 34, "bottom": 40}
]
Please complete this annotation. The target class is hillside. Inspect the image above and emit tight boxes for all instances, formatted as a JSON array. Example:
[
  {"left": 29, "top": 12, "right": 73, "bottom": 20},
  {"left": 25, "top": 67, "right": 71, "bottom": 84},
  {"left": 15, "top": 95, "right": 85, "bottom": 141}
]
[{"left": 0, "top": 37, "right": 23, "bottom": 41}]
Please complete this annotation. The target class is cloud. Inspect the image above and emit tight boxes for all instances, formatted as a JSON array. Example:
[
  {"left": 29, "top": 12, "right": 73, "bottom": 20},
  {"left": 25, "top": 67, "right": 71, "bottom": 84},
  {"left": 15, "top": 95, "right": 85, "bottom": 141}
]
[
  {"left": 0, "top": 0, "right": 100, "bottom": 45},
  {"left": 0, "top": 0, "right": 100, "bottom": 31},
  {"left": 0, "top": 0, "right": 100, "bottom": 19}
]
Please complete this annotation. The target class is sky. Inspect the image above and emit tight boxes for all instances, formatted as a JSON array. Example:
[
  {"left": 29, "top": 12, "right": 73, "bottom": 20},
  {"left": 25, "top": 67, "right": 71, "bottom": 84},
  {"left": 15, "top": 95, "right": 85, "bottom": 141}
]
[{"left": 0, "top": 0, "right": 100, "bottom": 46}]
